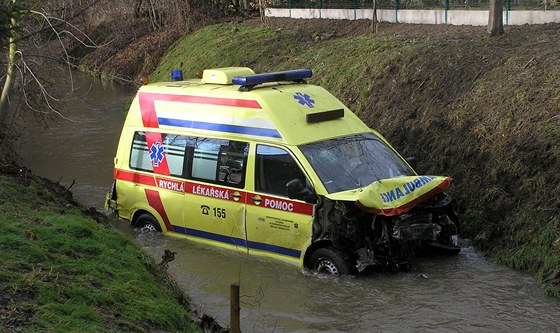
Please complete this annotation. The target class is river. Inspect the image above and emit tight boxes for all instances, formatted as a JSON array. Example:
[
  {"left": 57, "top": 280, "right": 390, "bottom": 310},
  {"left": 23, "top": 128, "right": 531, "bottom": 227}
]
[{"left": 19, "top": 73, "right": 560, "bottom": 333}]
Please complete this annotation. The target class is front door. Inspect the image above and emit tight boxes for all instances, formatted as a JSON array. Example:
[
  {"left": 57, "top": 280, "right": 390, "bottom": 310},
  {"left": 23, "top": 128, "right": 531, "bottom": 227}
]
[{"left": 245, "top": 144, "right": 314, "bottom": 265}]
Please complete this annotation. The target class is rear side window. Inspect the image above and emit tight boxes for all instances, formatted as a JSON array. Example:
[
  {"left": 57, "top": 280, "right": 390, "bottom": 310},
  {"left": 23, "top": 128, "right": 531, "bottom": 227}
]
[
  {"left": 164, "top": 134, "right": 189, "bottom": 176},
  {"left": 129, "top": 132, "right": 187, "bottom": 177},
  {"left": 188, "top": 138, "right": 248, "bottom": 188},
  {"left": 129, "top": 131, "right": 248, "bottom": 188},
  {"left": 130, "top": 132, "right": 152, "bottom": 172}
]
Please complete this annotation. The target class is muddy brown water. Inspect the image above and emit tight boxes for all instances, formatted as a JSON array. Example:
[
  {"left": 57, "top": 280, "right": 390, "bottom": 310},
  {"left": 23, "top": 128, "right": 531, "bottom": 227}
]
[{"left": 19, "top": 73, "right": 560, "bottom": 333}]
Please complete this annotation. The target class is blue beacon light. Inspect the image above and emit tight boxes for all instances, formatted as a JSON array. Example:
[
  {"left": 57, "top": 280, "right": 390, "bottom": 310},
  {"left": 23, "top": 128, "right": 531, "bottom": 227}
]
[
  {"left": 232, "top": 69, "right": 312, "bottom": 87},
  {"left": 171, "top": 69, "right": 184, "bottom": 81}
]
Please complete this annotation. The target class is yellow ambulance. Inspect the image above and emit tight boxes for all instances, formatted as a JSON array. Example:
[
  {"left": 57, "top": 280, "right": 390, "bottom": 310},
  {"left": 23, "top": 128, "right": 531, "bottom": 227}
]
[{"left": 107, "top": 67, "right": 460, "bottom": 274}]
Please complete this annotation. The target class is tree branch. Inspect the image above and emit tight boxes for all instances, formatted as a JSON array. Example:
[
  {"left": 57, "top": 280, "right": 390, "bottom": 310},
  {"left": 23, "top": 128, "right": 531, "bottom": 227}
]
[{"left": 1, "top": 0, "right": 111, "bottom": 48}]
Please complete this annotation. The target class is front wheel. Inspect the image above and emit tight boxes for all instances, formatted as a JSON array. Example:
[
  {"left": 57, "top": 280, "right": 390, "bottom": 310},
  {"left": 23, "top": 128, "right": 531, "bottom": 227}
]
[
  {"left": 309, "top": 247, "right": 353, "bottom": 275},
  {"left": 135, "top": 213, "right": 162, "bottom": 233}
]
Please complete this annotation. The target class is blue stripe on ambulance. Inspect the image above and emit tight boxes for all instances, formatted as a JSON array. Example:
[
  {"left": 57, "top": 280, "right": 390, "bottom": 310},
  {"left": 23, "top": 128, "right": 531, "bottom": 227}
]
[
  {"left": 246, "top": 241, "right": 301, "bottom": 258},
  {"left": 173, "top": 225, "right": 247, "bottom": 247},
  {"left": 172, "top": 225, "right": 301, "bottom": 258},
  {"left": 158, "top": 118, "right": 282, "bottom": 138}
]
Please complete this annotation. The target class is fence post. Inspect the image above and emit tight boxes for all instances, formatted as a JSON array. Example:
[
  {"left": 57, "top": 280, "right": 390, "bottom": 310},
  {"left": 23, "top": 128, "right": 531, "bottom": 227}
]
[
  {"left": 505, "top": 0, "right": 510, "bottom": 25},
  {"left": 289, "top": 0, "right": 292, "bottom": 18},
  {"left": 395, "top": 0, "right": 399, "bottom": 22},
  {"left": 354, "top": 0, "right": 358, "bottom": 20},
  {"left": 445, "top": 0, "right": 449, "bottom": 24},
  {"left": 320, "top": 0, "right": 323, "bottom": 18},
  {"left": 230, "top": 284, "right": 241, "bottom": 333}
]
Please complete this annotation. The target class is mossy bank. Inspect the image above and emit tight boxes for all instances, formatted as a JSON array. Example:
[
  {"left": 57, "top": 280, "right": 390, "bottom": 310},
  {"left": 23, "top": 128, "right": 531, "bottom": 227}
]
[
  {"left": 0, "top": 166, "right": 203, "bottom": 332},
  {"left": 149, "top": 19, "right": 560, "bottom": 297}
]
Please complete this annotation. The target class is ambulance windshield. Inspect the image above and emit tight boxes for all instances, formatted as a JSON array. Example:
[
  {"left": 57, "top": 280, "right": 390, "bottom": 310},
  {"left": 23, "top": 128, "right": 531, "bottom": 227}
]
[{"left": 299, "top": 134, "right": 414, "bottom": 193}]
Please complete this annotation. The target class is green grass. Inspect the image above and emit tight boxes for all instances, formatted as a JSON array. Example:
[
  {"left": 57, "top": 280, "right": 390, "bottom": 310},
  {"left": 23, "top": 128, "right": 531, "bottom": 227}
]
[{"left": 0, "top": 172, "right": 201, "bottom": 332}]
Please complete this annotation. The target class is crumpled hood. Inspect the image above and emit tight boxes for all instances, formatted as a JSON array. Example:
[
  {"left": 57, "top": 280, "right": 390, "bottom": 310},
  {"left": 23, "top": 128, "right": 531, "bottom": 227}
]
[{"left": 355, "top": 175, "right": 453, "bottom": 216}]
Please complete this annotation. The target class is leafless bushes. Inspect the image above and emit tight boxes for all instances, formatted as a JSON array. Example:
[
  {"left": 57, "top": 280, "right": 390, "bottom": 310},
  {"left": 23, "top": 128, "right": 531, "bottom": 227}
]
[{"left": 78, "top": 0, "right": 261, "bottom": 35}]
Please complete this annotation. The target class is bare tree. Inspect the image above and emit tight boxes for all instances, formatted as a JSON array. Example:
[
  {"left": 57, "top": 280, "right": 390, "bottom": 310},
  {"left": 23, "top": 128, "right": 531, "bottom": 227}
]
[
  {"left": 259, "top": 0, "right": 266, "bottom": 23},
  {"left": 1, "top": 0, "right": 257, "bottom": 128},
  {"left": 0, "top": 0, "right": 18, "bottom": 125},
  {"left": 488, "top": 0, "right": 504, "bottom": 36},
  {"left": 0, "top": 0, "right": 99, "bottom": 127}
]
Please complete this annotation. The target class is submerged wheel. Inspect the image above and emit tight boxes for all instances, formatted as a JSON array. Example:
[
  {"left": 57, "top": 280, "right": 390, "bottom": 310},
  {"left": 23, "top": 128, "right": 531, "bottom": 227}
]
[
  {"left": 135, "top": 213, "right": 162, "bottom": 233},
  {"left": 309, "top": 247, "right": 353, "bottom": 275}
]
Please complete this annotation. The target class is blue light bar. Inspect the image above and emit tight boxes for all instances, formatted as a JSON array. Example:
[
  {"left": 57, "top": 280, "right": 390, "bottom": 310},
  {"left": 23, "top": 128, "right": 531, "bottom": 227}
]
[{"left": 232, "top": 69, "right": 312, "bottom": 87}]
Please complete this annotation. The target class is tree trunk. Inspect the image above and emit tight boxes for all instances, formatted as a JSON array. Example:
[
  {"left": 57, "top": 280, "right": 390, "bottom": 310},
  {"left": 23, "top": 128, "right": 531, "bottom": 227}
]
[
  {"left": 372, "top": 0, "right": 378, "bottom": 34},
  {"left": 0, "top": 0, "right": 17, "bottom": 125},
  {"left": 487, "top": 0, "right": 504, "bottom": 36}
]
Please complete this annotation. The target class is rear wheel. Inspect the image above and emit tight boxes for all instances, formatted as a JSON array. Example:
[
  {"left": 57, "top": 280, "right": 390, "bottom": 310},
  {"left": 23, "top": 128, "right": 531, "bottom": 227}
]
[
  {"left": 135, "top": 213, "right": 162, "bottom": 233},
  {"left": 309, "top": 247, "right": 353, "bottom": 275}
]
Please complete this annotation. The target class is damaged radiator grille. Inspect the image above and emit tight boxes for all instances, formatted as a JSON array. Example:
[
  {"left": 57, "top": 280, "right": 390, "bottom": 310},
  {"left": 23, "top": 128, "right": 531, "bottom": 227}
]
[{"left": 394, "top": 213, "right": 443, "bottom": 241}]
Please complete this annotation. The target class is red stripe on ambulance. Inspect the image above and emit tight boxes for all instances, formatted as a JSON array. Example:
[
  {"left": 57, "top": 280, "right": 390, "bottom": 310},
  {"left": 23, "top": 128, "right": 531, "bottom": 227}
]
[
  {"left": 144, "top": 189, "right": 174, "bottom": 232},
  {"left": 185, "top": 183, "right": 246, "bottom": 202},
  {"left": 139, "top": 93, "right": 160, "bottom": 128},
  {"left": 115, "top": 169, "right": 156, "bottom": 187},
  {"left": 248, "top": 193, "right": 313, "bottom": 216},
  {"left": 144, "top": 132, "right": 170, "bottom": 176},
  {"left": 138, "top": 91, "right": 260, "bottom": 177},
  {"left": 117, "top": 170, "right": 247, "bottom": 202},
  {"left": 155, "top": 177, "right": 185, "bottom": 192},
  {"left": 116, "top": 170, "right": 312, "bottom": 214},
  {"left": 139, "top": 92, "right": 262, "bottom": 110}
]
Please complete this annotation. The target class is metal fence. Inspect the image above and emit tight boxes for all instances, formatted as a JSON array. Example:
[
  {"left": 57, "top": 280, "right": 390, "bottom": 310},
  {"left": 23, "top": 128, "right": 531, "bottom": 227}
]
[{"left": 266, "top": 0, "right": 559, "bottom": 10}]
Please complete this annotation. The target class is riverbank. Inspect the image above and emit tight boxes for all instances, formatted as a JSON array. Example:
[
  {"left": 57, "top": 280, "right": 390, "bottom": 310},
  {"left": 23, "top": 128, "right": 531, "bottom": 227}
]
[
  {"left": 3, "top": 14, "right": 558, "bottom": 321},
  {"left": 145, "top": 18, "right": 559, "bottom": 298},
  {"left": 0, "top": 165, "right": 218, "bottom": 332}
]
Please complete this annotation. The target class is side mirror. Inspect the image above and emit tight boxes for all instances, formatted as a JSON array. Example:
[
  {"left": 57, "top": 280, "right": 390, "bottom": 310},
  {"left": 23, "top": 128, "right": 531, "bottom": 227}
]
[
  {"left": 286, "top": 179, "right": 316, "bottom": 204},
  {"left": 287, "top": 179, "right": 304, "bottom": 198}
]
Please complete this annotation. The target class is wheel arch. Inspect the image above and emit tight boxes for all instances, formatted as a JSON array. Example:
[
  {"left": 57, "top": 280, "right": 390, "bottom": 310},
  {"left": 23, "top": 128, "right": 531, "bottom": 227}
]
[
  {"left": 131, "top": 209, "right": 164, "bottom": 230},
  {"left": 303, "top": 239, "right": 334, "bottom": 269}
]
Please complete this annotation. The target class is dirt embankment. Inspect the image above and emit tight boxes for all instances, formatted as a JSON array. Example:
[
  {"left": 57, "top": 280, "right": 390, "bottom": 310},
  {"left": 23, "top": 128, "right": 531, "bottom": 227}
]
[
  {"left": 75, "top": 17, "right": 481, "bottom": 82},
  {"left": 74, "top": 17, "right": 560, "bottom": 297}
]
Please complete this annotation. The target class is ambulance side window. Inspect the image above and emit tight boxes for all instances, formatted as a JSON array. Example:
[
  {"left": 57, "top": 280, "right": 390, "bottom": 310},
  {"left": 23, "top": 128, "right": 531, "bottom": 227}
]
[
  {"left": 218, "top": 141, "right": 249, "bottom": 187},
  {"left": 255, "top": 145, "right": 306, "bottom": 197},
  {"left": 130, "top": 132, "right": 188, "bottom": 177},
  {"left": 130, "top": 132, "right": 153, "bottom": 172},
  {"left": 190, "top": 138, "right": 221, "bottom": 181},
  {"left": 163, "top": 134, "right": 188, "bottom": 177},
  {"left": 187, "top": 138, "right": 248, "bottom": 188}
]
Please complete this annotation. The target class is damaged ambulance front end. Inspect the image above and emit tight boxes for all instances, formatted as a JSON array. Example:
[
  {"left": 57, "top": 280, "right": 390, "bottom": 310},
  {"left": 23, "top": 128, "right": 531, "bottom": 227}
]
[{"left": 298, "top": 133, "right": 460, "bottom": 274}]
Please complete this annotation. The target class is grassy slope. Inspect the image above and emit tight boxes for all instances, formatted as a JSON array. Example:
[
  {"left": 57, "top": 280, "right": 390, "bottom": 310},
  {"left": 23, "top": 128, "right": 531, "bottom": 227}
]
[
  {"left": 0, "top": 169, "right": 201, "bottom": 332},
  {"left": 151, "top": 21, "right": 560, "bottom": 297}
]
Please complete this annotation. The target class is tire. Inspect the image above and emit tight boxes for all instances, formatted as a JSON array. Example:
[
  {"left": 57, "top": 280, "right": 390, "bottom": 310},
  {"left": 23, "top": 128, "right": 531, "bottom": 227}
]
[
  {"left": 135, "top": 213, "right": 162, "bottom": 233},
  {"left": 309, "top": 247, "right": 353, "bottom": 275}
]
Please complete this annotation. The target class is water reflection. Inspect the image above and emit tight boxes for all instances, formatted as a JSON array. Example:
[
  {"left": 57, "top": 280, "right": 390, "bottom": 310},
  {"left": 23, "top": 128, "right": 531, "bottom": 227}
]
[{"left": 19, "top": 72, "right": 131, "bottom": 208}]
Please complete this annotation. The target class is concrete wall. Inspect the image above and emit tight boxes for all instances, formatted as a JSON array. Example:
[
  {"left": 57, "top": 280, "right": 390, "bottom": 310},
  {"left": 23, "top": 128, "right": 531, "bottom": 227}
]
[{"left": 265, "top": 7, "right": 560, "bottom": 26}]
